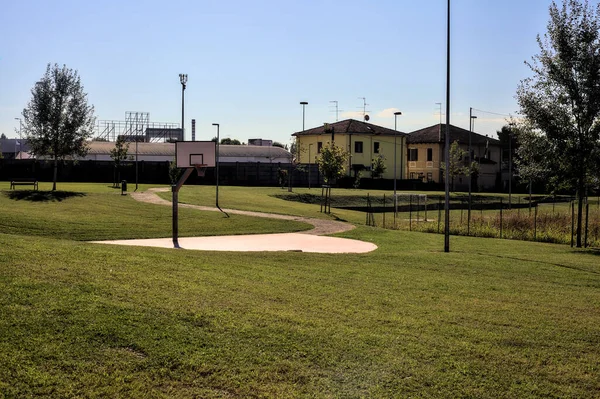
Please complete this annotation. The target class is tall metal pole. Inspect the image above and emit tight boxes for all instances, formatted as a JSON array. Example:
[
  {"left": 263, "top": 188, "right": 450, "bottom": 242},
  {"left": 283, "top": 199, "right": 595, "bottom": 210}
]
[
  {"left": 294, "top": 101, "right": 307, "bottom": 192},
  {"left": 394, "top": 111, "right": 402, "bottom": 214},
  {"left": 308, "top": 143, "right": 313, "bottom": 189},
  {"left": 444, "top": 0, "right": 451, "bottom": 253},
  {"left": 468, "top": 109, "right": 476, "bottom": 235},
  {"left": 179, "top": 74, "right": 187, "bottom": 141},
  {"left": 213, "top": 123, "right": 220, "bottom": 208},
  {"left": 135, "top": 119, "right": 139, "bottom": 191},
  {"left": 509, "top": 131, "right": 512, "bottom": 209}
]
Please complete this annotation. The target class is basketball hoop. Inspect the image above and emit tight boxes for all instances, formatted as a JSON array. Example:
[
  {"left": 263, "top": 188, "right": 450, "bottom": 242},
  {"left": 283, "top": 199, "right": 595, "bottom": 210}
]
[{"left": 194, "top": 164, "right": 208, "bottom": 177}]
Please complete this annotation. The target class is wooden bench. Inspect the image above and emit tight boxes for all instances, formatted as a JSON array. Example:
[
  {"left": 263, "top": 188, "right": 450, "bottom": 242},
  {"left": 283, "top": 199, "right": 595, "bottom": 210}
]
[{"left": 10, "top": 178, "right": 39, "bottom": 190}]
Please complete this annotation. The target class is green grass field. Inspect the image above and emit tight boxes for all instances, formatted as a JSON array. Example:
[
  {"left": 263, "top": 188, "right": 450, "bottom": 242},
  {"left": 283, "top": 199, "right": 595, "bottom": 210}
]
[{"left": 1, "top": 183, "right": 600, "bottom": 398}]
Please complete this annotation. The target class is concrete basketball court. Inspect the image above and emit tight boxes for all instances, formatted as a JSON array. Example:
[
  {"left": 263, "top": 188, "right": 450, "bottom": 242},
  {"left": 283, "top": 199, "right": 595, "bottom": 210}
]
[
  {"left": 90, "top": 188, "right": 378, "bottom": 254},
  {"left": 92, "top": 233, "right": 377, "bottom": 254}
]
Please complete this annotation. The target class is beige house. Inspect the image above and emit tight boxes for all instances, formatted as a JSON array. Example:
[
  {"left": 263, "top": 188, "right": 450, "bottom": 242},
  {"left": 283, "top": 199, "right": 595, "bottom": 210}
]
[
  {"left": 406, "top": 124, "right": 502, "bottom": 190},
  {"left": 292, "top": 119, "right": 408, "bottom": 180}
]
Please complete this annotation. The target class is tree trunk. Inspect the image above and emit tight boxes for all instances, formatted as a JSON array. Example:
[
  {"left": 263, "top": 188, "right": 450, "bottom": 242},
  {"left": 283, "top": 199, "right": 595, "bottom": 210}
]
[{"left": 52, "top": 157, "right": 58, "bottom": 191}]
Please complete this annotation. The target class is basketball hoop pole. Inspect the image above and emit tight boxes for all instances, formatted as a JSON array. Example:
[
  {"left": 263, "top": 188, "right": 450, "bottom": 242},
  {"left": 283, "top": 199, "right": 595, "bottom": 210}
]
[{"left": 172, "top": 167, "right": 194, "bottom": 248}]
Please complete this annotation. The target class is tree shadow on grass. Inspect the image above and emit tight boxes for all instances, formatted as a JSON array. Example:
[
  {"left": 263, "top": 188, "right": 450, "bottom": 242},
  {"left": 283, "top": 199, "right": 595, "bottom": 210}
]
[
  {"left": 4, "top": 190, "right": 86, "bottom": 202},
  {"left": 572, "top": 247, "right": 600, "bottom": 256}
]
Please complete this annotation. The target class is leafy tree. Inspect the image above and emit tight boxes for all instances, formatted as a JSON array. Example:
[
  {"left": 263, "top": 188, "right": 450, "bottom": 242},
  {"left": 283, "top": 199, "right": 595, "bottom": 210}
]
[
  {"left": 441, "top": 140, "right": 478, "bottom": 191},
  {"left": 496, "top": 124, "right": 520, "bottom": 165},
  {"left": 22, "top": 63, "right": 95, "bottom": 190},
  {"left": 516, "top": 0, "right": 600, "bottom": 247},
  {"left": 316, "top": 143, "right": 349, "bottom": 184},
  {"left": 513, "top": 122, "right": 556, "bottom": 190},
  {"left": 110, "top": 136, "right": 130, "bottom": 187},
  {"left": 371, "top": 154, "right": 386, "bottom": 178},
  {"left": 220, "top": 138, "right": 241, "bottom": 145},
  {"left": 0, "top": 133, "right": 7, "bottom": 139},
  {"left": 272, "top": 141, "right": 285, "bottom": 148},
  {"left": 168, "top": 160, "right": 183, "bottom": 185}
]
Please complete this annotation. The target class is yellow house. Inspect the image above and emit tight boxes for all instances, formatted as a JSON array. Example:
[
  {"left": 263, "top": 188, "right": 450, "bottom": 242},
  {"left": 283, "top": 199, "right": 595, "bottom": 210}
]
[
  {"left": 292, "top": 119, "right": 408, "bottom": 180},
  {"left": 406, "top": 124, "right": 502, "bottom": 190}
]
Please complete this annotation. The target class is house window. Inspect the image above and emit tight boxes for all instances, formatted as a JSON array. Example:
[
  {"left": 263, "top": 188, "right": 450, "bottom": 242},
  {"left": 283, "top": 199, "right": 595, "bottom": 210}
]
[
  {"left": 427, "top": 148, "right": 433, "bottom": 162},
  {"left": 355, "top": 141, "right": 363, "bottom": 153},
  {"left": 317, "top": 142, "right": 323, "bottom": 153},
  {"left": 408, "top": 148, "right": 418, "bottom": 161},
  {"left": 374, "top": 142, "right": 380, "bottom": 154}
]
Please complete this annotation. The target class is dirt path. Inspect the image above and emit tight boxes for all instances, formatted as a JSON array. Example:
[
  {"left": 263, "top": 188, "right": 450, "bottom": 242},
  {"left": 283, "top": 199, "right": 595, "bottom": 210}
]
[{"left": 130, "top": 187, "right": 355, "bottom": 236}]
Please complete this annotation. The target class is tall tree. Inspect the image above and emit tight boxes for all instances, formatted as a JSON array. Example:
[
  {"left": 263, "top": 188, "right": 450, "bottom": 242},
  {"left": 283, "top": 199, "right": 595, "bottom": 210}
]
[
  {"left": 516, "top": 0, "right": 600, "bottom": 247},
  {"left": 110, "top": 136, "right": 130, "bottom": 188},
  {"left": 22, "top": 63, "right": 96, "bottom": 191}
]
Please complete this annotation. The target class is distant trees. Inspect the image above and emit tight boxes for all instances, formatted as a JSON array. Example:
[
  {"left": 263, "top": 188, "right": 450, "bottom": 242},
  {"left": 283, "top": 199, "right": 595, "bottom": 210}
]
[
  {"left": 0, "top": 133, "right": 7, "bottom": 139},
  {"left": 220, "top": 138, "right": 241, "bottom": 145},
  {"left": 22, "top": 63, "right": 95, "bottom": 191},
  {"left": 516, "top": 0, "right": 600, "bottom": 247}
]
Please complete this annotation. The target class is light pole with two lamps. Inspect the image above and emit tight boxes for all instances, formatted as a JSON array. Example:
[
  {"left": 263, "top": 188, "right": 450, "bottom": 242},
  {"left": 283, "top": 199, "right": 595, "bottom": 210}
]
[{"left": 179, "top": 74, "right": 187, "bottom": 140}]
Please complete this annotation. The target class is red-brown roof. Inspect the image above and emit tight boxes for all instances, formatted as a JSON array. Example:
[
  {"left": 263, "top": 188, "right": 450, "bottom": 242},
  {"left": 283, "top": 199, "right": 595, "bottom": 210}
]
[
  {"left": 407, "top": 124, "right": 501, "bottom": 145},
  {"left": 292, "top": 119, "right": 407, "bottom": 137}
]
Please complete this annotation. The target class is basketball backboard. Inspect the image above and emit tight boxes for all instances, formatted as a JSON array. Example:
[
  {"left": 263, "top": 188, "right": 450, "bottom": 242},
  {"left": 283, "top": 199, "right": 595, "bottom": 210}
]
[{"left": 175, "top": 141, "right": 216, "bottom": 168}]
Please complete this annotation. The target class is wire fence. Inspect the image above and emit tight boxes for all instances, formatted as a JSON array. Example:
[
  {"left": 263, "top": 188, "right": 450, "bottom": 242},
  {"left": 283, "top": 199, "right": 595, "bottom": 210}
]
[{"left": 360, "top": 194, "right": 600, "bottom": 248}]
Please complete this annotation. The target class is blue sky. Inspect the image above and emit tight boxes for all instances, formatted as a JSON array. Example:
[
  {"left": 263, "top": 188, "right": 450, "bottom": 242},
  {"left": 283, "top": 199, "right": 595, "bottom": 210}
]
[{"left": 1, "top": 0, "right": 557, "bottom": 144}]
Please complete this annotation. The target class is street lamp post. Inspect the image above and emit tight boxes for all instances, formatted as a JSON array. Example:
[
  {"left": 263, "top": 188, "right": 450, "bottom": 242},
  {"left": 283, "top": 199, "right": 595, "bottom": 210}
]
[
  {"left": 179, "top": 74, "right": 188, "bottom": 141},
  {"left": 212, "top": 123, "right": 220, "bottom": 208},
  {"left": 294, "top": 101, "right": 308, "bottom": 192},
  {"left": 444, "top": 0, "right": 451, "bottom": 253},
  {"left": 14, "top": 118, "right": 22, "bottom": 159},
  {"left": 468, "top": 109, "right": 477, "bottom": 235},
  {"left": 308, "top": 143, "right": 313, "bottom": 190},
  {"left": 509, "top": 131, "right": 512, "bottom": 209},
  {"left": 393, "top": 111, "right": 402, "bottom": 216}
]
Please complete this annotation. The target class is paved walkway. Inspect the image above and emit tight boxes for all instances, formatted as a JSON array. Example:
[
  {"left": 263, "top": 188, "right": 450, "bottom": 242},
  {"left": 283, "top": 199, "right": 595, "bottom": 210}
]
[
  {"left": 131, "top": 188, "right": 354, "bottom": 236},
  {"left": 91, "top": 188, "right": 377, "bottom": 254}
]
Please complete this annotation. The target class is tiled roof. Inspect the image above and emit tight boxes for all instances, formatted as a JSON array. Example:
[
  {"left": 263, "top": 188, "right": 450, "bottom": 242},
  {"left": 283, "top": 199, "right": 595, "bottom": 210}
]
[
  {"left": 292, "top": 119, "right": 407, "bottom": 137},
  {"left": 407, "top": 124, "right": 501, "bottom": 146}
]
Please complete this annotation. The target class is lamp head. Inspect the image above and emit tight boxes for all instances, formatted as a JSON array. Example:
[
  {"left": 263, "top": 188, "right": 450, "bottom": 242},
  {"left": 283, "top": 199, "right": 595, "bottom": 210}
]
[
  {"left": 300, "top": 101, "right": 308, "bottom": 105},
  {"left": 470, "top": 115, "right": 477, "bottom": 119},
  {"left": 394, "top": 111, "right": 402, "bottom": 116},
  {"left": 212, "top": 123, "right": 219, "bottom": 127},
  {"left": 179, "top": 73, "right": 188, "bottom": 87}
]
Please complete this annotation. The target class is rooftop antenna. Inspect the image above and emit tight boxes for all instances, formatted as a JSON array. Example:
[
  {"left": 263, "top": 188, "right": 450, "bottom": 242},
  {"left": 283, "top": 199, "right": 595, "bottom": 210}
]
[
  {"left": 329, "top": 100, "right": 342, "bottom": 121},
  {"left": 358, "top": 97, "right": 370, "bottom": 121}
]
